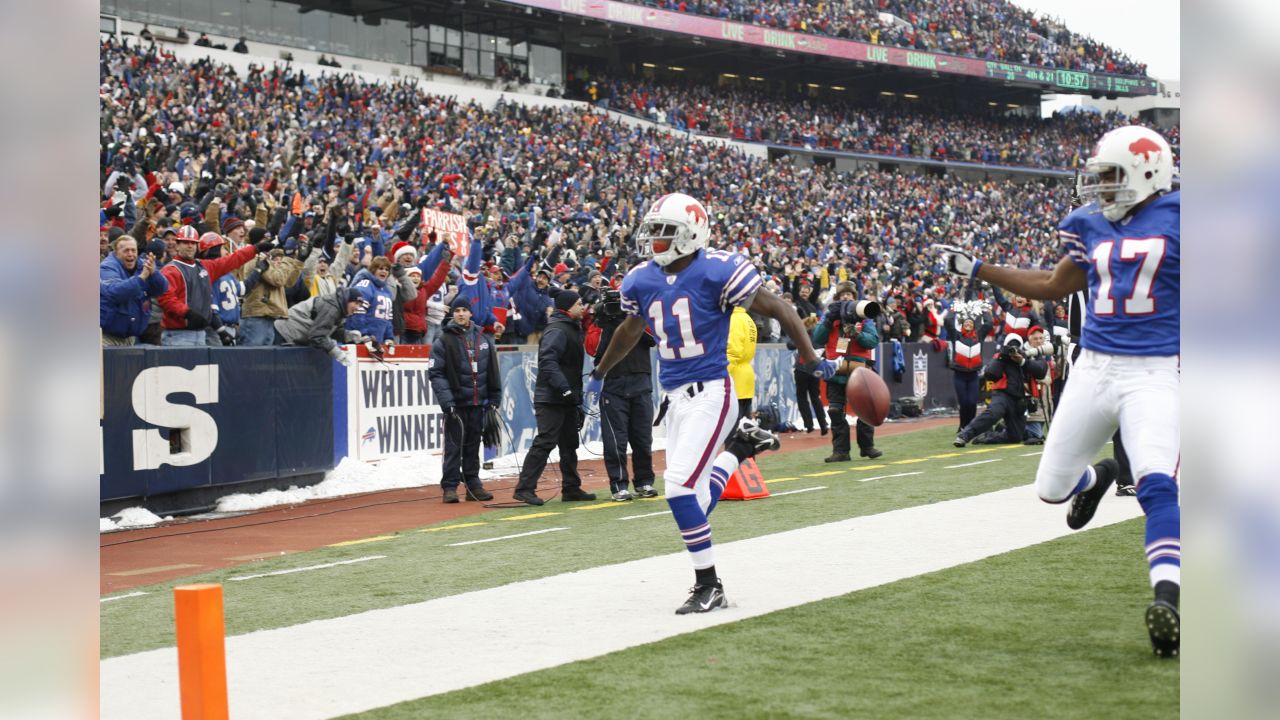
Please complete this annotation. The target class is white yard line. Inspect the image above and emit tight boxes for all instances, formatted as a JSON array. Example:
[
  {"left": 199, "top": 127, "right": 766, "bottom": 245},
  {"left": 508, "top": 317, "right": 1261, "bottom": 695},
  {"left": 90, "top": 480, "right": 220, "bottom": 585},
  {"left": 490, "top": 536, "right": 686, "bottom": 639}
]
[
  {"left": 946, "top": 459, "right": 1003, "bottom": 469},
  {"left": 769, "top": 486, "right": 827, "bottom": 497},
  {"left": 1021, "top": 451, "right": 1044, "bottom": 457},
  {"left": 858, "top": 471, "right": 924, "bottom": 482},
  {"left": 446, "top": 528, "right": 568, "bottom": 546},
  {"left": 228, "top": 556, "right": 386, "bottom": 582},
  {"left": 101, "top": 485, "right": 1142, "bottom": 720},
  {"left": 100, "top": 591, "right": 149, "bottom": 603},
  {"left": 618, "top": 510, "right": 670, "bottom": 521}
]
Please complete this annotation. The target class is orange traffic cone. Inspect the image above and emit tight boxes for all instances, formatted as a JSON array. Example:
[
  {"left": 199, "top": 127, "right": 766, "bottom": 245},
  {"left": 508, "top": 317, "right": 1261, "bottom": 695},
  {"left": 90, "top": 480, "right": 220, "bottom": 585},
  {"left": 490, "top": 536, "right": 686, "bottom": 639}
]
[{"left": 720, "top": 458, "right": 770, "bottom": 500}]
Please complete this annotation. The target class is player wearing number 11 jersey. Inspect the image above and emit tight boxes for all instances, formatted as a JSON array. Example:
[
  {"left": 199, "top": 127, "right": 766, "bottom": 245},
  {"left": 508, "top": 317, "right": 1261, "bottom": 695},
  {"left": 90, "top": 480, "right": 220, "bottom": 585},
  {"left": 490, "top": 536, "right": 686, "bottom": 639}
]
[
  {"left": 591, "top": 192, "right": 836, "bottom": 615},
  {"left": 934, "top": 125, "right": 1181, "bottom": 658}
]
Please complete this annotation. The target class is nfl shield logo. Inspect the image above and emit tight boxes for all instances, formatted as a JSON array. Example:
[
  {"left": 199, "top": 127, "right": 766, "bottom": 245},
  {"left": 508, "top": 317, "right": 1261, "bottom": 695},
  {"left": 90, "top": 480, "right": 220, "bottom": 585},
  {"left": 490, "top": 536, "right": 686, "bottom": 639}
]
[{"left": 912, "top": 350, "right": 928, "bottom": 399}]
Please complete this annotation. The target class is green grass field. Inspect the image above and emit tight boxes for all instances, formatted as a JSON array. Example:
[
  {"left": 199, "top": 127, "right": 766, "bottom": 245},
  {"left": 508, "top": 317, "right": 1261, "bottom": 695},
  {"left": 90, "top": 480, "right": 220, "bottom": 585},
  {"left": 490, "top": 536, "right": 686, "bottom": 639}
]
[
  {"left": 102, "top": 426, "right": 1176, "bottom": 718},
  {"left": 341, "top": 521, "right": 1174, "bottom": 720}
]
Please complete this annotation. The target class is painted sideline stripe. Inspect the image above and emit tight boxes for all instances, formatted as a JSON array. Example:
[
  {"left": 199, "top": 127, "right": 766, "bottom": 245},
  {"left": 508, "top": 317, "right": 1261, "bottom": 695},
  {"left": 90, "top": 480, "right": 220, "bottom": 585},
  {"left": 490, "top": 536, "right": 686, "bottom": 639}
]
[
  {"left": 1021, "top": 451, "right": 1044, "bottom": 457},
  {"left": 946, "top": 459, "right": 1002, "bottom": 469},
  {"left": 101, "top": 591, "right": 149, "bottom": 603},
  {"left": 448, "top": 528, "right": 568, "bottom": 546},
  {"left": 419, "top": 522, "right": 488, "bottom": 533},
  {"left": 106, "top": 563, "right": 201, "bottom": 577},
  {"left": 501, "top": 512, "right": 562, "bottom": 522},
  {"left": 619, "top": 511, "right": 669, "bottom": 521},
  {"left": 858, "top": 471, "right": 924, "bottom": 483},
  {"left": 891, "top": 458, "right": 927, "bottom": 465},
  {"left": 854, "top": 464, "right": 887, "bottom": 471},
  {"left": 328, "top": 535, "right": 395, "bottom": 547},
  {"left": 770, "top": 486, "right": 827, "bottom": 497},
  {"left": 101, "top": 487, "right": 1142, "bottom": 720},
  {"left": 229, "top": 556, "right": 386, "bottom": 582},
  {"left": 803, "top": 470, "right": 843, "bottom": 477}
]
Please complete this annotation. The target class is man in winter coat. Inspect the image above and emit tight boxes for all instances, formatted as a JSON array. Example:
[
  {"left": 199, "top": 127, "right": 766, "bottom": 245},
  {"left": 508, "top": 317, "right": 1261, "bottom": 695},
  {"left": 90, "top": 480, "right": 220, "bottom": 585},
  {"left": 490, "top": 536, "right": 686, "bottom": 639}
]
[
  {"left": 100, "top": 234, "right": 168, "bottom": 346},
  {"left": 156, "top": 226, "right": 263, "bottom": 346},
  {"left": 274, "top": 287, "right": 368, "bottom": 366},
  {"left": 512, "top": 291, "right": 597, "bottom": 505},
  {"left": 241, "top": 247, "right": 304, "bottom": 346},
  {"left": 428, "top": 297, "right": 500, "bottom": 503}
]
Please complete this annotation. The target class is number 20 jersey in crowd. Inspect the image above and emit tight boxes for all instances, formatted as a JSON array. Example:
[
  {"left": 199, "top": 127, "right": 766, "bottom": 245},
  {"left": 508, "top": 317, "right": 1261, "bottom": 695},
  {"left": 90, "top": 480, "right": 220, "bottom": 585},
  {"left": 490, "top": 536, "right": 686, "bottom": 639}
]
[
  {"left": 1058, "top": 190, "right": 1180, "bottom": 357},
  {"left": 620, "top": 249, "right": 763, "bottom": 392}
]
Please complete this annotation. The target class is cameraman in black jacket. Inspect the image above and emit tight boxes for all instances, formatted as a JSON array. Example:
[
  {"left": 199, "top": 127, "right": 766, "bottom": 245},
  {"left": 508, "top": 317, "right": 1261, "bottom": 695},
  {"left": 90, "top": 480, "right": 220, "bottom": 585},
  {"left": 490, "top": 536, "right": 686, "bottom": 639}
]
[
  {"left": 512, "top": 291, "right": 598, "bottom": 506},
  {"left": 953, "top": 334, "right": 1048, "bottom": 447},
  {"left": 593, "top": 289, "right": 657, "bottom": 502}
]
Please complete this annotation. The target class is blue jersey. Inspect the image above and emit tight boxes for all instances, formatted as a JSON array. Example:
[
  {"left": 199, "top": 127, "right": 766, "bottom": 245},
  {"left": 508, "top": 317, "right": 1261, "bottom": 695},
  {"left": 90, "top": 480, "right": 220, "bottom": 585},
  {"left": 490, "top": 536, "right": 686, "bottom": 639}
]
[
  {"left": 1059, "top": 190, "right": 1179, "bottom": 356},
  {"left": 213, "top": 275, "right": 243, "bottom": 326},
  {"left": 621, "top": 249, "right": 762, "bottom": 391}
]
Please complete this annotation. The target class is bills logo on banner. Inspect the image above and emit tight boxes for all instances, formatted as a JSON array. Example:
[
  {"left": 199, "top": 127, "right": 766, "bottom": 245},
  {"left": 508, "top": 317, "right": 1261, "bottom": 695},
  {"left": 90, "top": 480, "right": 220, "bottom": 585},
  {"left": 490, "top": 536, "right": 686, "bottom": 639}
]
[
  {"left": 421, "top": 209, "right": 469, "bottom": 258},
  {"left": 350, "top": 345, "right": 448, "bottom": 461},
  {"left": 913, "top": 350, "right": 929, "bottom": 399}
]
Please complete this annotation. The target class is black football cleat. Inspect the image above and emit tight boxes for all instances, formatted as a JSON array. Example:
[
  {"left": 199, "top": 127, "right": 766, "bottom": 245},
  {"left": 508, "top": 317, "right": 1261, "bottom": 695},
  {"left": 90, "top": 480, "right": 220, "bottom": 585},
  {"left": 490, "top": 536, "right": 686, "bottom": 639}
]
[
  {"left": 724, "top": 418, "right": 780, "bottom": 461},
  {"left": 1115, "top": 484, "right": 1137, "bottom": 497},
  {"left": 1067, "top": 458, "right": 1118, "bottom": 530},
  {"left": 1146, "top": 599, "right": 1180, "bottom": 658},
  {"left": 675, "top": 581, "right": 728, "bottom": 615}
]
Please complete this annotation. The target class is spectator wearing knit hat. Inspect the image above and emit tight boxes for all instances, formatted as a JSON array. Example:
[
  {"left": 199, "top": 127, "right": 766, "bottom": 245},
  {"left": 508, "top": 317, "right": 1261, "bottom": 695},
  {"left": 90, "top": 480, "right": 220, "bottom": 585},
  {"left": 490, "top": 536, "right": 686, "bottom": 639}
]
[
  {"left": 428, "top": 295, "right": 500, "bottom": 503},
  {"left": 512, "top": 290, "right": 597, "bottom": 506},
  {"left": 274, "top": 287, "right": 369, "bottom": 366}
]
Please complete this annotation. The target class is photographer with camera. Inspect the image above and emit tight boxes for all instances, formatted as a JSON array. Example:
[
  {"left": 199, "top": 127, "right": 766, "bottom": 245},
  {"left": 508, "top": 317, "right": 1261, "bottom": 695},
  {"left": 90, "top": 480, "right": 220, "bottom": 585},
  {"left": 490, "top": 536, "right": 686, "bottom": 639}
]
[
  {"left": 953, "top": 332, "right": 1049, "bottom": 447},
  {"left": 1022, "top": 326, "right": 1057, "bottom": 444},
  {"left": 811, "top": 282, "right": 883, "bottom": 462},
  {"left": 591, "top": 288, "right": 658, "bottom": 502}
]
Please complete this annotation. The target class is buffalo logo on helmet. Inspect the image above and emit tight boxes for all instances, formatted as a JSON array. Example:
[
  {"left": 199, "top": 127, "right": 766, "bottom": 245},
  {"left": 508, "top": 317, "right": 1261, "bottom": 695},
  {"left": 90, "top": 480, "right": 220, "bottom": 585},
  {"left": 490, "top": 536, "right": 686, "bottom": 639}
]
[
  {"left": 685, "top": 202, "right": 707, "bottom": 226},
  {"left": 1128, "top": 137, "right": 1162, "bottom": 162}
]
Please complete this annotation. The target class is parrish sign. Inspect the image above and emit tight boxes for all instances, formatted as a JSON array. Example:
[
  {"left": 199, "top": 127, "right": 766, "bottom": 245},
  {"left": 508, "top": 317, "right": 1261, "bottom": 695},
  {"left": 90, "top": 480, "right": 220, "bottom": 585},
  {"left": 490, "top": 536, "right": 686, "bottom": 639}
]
[{"left": 421, "top": 209, "right": 469, "bottom": 258}]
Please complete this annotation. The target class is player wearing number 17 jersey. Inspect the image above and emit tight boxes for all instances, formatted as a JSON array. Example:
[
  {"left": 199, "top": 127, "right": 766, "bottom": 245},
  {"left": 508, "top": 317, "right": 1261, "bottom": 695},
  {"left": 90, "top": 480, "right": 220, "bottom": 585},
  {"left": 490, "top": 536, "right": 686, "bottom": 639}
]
[
  {"left": 934, "top": 125, "right": 1181, "bottom": 658},
  {"left": 590, "top": 192, "right": 836, "bottom": 615}
]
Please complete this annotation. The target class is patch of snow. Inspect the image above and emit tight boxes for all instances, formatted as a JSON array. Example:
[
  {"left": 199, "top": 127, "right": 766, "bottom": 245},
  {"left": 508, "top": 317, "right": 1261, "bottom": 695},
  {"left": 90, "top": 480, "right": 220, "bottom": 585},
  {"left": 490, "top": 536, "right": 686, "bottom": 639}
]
[{"left": 100, "top": 507, "right": 173, "bottom": 532}]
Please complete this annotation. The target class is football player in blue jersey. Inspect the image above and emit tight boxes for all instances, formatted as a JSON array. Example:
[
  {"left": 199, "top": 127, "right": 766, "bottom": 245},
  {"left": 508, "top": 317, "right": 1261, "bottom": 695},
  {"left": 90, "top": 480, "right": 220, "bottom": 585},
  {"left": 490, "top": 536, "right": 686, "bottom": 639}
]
[
  {"left": 590, "top": 192, "right": 836, "bottom": 615},
  {"left": 934, "top": 125, "right": 1181, "bottom": 657}
]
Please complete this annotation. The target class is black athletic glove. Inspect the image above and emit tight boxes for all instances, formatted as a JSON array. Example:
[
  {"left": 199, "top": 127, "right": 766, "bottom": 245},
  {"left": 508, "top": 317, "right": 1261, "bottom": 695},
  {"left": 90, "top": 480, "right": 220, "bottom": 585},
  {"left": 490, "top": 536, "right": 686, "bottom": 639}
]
[
  {"left": 576, "top": 408, "right": 586, "bottom": 432},
  {"left": 184, "top": 310, "right": 208, "bottom": 330},
  {"left": 254, "top": 240, "right": 275, "bottom": 254}
]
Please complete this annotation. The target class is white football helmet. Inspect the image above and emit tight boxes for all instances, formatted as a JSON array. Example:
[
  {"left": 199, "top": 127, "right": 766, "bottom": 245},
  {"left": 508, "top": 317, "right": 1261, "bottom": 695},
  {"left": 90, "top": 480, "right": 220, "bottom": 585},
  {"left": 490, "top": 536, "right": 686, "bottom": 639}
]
[
  {"left": 636, "top": 192, "right": 711, "bottom": 266},
  {"left": 1077, "top": 125, "right": 1174, "bottom": 221}
]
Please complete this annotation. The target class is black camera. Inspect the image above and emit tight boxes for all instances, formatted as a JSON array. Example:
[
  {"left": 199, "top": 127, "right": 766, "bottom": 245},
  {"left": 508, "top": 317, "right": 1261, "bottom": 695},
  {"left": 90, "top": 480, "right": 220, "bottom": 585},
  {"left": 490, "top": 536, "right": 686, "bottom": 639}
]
[
  {"left": 594, "top": 289, "right": 625, "bottom": 320},
  {"left": 833, "top": 299, "right": 881, "bottom": 334},
  {"left": 998, "top": 335, "right": 1025, "bottom": 360}
]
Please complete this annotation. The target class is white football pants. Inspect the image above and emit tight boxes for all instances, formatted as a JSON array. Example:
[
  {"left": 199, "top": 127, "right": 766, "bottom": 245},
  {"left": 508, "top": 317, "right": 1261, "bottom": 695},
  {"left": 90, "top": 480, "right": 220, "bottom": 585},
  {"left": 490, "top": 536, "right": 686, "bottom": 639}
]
[
  {"left": 663, "top": 376, "right": 738, "bottom": 508},
  {"left": 1037, "top": 350, "right": 1180, "bottom": 501}
]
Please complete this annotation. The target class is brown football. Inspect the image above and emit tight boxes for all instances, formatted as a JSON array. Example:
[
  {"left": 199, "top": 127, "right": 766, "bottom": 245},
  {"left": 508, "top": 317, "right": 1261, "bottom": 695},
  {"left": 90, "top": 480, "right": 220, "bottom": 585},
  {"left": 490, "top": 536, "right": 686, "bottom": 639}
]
[{"left": 845, "top": 366, "right": 891, "bottom": 426}]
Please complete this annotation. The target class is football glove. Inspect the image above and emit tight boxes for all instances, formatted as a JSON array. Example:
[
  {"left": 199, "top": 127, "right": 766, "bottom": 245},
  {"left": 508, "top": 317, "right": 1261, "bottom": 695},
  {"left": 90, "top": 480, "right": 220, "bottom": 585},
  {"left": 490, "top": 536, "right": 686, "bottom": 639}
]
[
  {"left": 931, "top": 244, "right": 984, "bottom": 280},
  {"left": 798, "top": 357, "right": 839, "bottom": 380}
]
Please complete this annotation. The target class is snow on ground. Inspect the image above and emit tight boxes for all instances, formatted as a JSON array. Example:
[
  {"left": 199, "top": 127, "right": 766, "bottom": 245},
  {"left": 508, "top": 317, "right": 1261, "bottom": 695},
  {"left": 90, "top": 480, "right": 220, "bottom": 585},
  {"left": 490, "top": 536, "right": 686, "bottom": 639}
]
[
  {"left": 99, "top": 508, "right": 172, "bottom": 532},
  {"left": 99, "top": 437, "right": 675, "bottom": 530}
]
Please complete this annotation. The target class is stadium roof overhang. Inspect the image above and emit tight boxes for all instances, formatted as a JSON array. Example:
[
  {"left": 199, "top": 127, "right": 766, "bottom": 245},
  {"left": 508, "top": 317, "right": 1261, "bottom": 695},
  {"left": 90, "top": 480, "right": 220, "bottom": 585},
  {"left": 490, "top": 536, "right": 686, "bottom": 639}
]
[{"left": 281, "top": 0, "right": 1152, "bottom": 103}]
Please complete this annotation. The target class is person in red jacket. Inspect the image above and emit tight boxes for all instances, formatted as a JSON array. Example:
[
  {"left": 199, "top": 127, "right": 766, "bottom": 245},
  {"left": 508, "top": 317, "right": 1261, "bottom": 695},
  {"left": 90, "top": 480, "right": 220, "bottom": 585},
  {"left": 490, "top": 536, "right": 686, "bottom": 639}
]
[
  {"left": 401, "top": 267, "right": 428, "bottom": 344},
  {"left": 156, "top": 226, "right": 264, "bottom": 346}
]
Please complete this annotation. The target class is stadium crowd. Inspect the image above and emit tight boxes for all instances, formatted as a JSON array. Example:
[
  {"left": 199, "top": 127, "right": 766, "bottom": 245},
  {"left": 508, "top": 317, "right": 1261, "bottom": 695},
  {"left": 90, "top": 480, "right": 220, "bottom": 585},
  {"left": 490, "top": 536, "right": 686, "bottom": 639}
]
[
  {"left": 100, "top": 38, "right": 1130, "bottom": 348},
  {"left": 572, "top": 70, "right": 1177, "bottom": 169},
  {"left": 628, "top": 0, "right": 1148, "bottom": 76}
]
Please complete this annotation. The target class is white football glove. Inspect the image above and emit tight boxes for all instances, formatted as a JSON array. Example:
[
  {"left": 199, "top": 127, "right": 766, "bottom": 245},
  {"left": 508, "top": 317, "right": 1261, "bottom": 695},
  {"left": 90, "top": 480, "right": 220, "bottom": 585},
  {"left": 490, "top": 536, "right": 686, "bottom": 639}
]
[{"left": 931, "top": 244, "right": 984, "bottom": 280}]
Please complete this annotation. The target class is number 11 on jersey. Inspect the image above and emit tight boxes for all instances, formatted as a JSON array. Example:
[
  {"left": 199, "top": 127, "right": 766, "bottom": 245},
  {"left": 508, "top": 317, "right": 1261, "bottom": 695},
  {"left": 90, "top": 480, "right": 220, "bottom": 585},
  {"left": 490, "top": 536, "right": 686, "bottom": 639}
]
[{"left": 648, "top": 297, "right": 705, "bottom": 359}]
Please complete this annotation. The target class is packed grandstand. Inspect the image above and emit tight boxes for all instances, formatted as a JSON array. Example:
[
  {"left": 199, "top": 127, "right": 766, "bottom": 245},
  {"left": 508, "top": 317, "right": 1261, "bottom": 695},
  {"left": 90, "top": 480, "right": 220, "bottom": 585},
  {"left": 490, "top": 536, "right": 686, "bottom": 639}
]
[{"left": 99, "top": 1, "right": 1177, "bottom": 321}]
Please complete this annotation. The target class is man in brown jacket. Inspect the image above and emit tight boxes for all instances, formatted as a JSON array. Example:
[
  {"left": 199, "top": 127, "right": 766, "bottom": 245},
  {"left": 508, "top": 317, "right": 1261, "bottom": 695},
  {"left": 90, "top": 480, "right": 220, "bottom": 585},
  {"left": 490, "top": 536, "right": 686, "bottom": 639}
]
[{"left": 240, "top": 232, "right": 303, "bottom": 345}]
